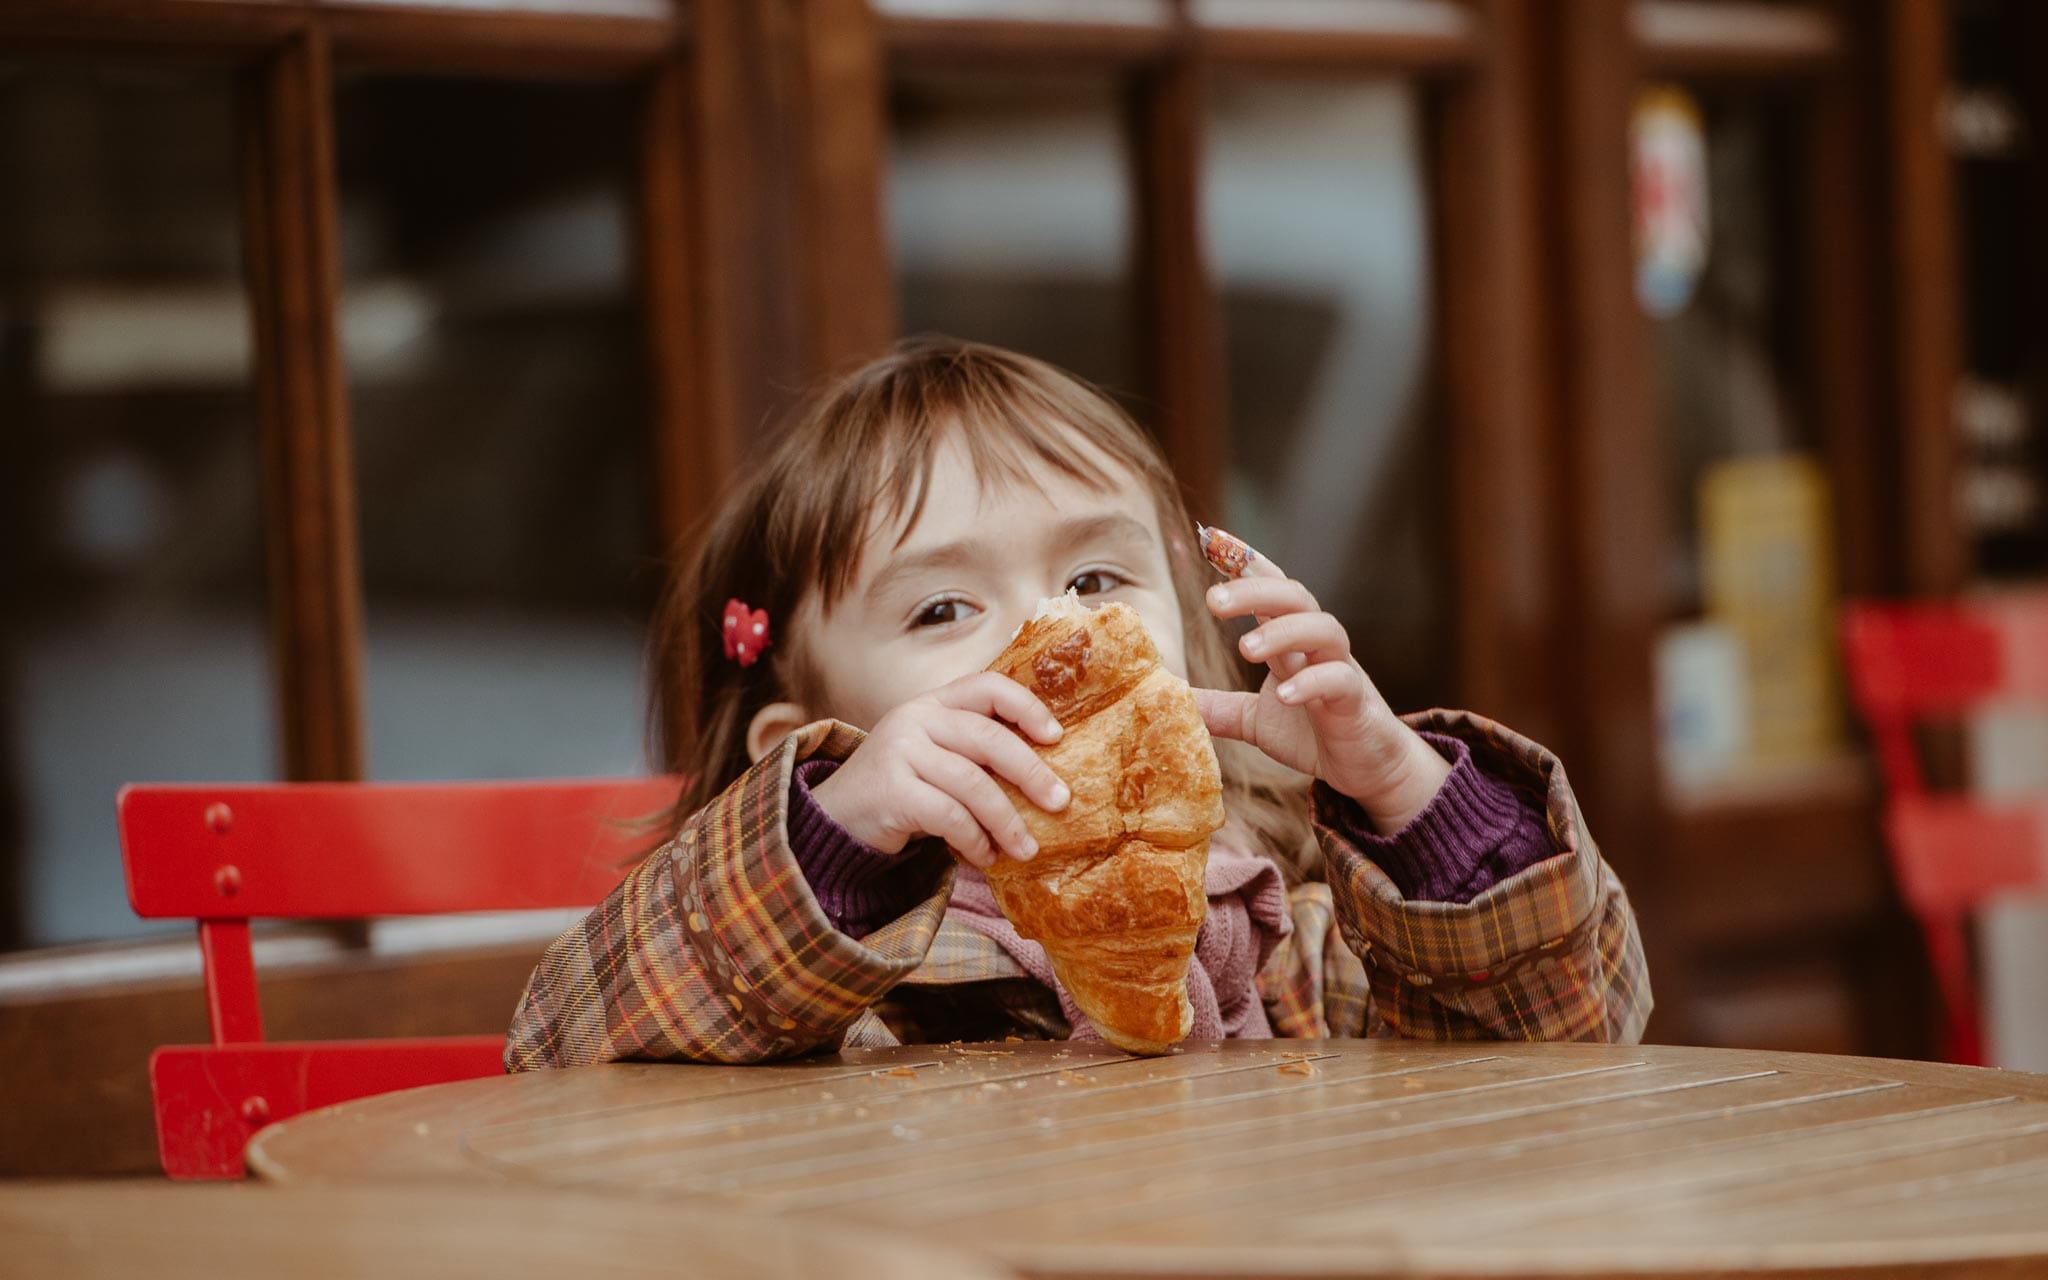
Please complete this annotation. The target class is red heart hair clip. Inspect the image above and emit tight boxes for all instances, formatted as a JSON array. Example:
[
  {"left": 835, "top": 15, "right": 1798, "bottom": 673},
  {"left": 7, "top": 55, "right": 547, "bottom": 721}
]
[{"left": 722, "top": 598, "right": 772, "bottom": 668}]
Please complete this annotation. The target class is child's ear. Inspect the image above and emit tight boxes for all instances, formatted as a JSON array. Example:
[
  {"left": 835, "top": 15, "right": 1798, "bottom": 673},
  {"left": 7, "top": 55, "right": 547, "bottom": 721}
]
[{"left": 745, "top": 701, "right": 812, "bottom": 763}]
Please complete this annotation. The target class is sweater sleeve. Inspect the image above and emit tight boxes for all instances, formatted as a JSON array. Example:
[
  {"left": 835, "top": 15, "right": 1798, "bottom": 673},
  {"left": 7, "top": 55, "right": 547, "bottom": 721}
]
[
  {"left": 503, "top": 719, "right": 954, "bottom": 1070},
  {"left": 1313, "top": 732, "right": 1556, "bottom": 903},
  {"left": 789, "top": 759, "right": 947, "bottom": 939}
]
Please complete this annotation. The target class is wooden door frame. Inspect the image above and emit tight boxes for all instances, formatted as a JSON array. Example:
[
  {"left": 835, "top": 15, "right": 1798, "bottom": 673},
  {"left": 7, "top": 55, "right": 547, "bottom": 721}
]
[{"left": 0, "top": 0, "right": 741, "bottom": 791}]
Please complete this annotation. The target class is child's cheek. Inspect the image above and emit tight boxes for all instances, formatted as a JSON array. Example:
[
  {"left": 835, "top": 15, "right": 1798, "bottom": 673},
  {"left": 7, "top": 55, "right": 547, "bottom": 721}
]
[
  {"left": 874, "top": 639, "right": 991, "bottom": 719},
  {"left": 1136, "top": 598, "right": 1190, "bottom": 682}
]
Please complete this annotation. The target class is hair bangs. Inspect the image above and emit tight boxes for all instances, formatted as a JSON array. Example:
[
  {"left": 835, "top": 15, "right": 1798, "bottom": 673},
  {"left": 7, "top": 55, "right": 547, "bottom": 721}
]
[{"left": 803, "top": 351, "right": 1130, "bottom": 611}]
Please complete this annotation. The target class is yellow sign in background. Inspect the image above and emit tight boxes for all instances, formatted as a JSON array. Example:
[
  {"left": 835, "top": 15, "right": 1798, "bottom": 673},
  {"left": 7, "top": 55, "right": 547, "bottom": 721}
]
[{"left": 1700, "top": 453, "right": 1844, "bottom": 766}]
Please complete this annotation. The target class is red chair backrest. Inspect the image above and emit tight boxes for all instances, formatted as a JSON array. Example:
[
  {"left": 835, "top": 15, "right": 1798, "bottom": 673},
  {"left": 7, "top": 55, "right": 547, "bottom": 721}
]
[
  {"left": 118, "top": 777, "right": 680, "bottom": 1178},
  {"left": 1841, "top": 593, "right": 2048, "bottom": 1065}
]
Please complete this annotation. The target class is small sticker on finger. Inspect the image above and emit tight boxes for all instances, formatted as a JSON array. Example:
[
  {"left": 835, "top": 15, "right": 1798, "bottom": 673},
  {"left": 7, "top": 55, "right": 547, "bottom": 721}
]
[{"left": 1195, "top": 523, "right": 1258, "bottom": 579}]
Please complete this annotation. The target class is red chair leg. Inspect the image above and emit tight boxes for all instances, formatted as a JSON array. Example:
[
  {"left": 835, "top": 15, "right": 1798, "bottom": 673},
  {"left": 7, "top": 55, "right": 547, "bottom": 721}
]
[{"left": 1920, "top": 915, "right": 1984, "bottom": 1067}]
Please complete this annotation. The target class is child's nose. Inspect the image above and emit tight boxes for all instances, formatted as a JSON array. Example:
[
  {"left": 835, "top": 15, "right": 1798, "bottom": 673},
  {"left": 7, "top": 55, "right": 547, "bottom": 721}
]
[{"left": 997, "top": 588, "right": 1051, "bottom": 634}]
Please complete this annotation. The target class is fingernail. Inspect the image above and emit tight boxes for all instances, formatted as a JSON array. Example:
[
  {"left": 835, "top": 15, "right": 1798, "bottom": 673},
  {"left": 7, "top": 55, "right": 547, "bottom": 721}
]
[
  {"left": 1242, "top": 633, "right": 1263, "bottom": 657},
  {"left": 1278, "top": 681, "right": 1297, "bottom": 702},
  {"left": 1197, "top": 523, "right": 1257, "bottom": 579},
  {"left": 1208, "top": 584, "right": 1232, "bottom": 608},
  {"left": 1015, "top": 838, "right": 1038, "bottom": 860},
  {"left": 1049, "top": 783, "right": 1070, "bottom": 810}
]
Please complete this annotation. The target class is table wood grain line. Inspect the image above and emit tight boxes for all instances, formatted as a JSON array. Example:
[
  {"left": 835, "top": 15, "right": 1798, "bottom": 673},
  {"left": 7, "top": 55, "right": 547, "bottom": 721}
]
[
  {"left": 1164, "top": 1078, "right": 1908, "bottom": 1226},
  {"left": 885, "top": 1069, "right": 1806, "bottom": 1230},
  {"left": 1606, "top": 1131, "right": 2048, "bottom": 1228},
  {"left": 1089, "top": 1081, "right": 1933, "bottom": 1253},
  {"left": 464, "top": 1048, "right": 1466, "bottom": 1179},
  {"left": 1374, "top": 1102, "right": 2048, "bottom": 1242},
  {"left": 750, "top": 1062, "right": 1720, "bottom": 1216},
  {"left": 1491, "top": 1152, "right": 2048, "bottom": 1259},
  {"left": 1273, "top": 1090, "right": 2036, "bottom": 1246},
  {"left": 461, "top": 1047, "right": 1361, "bottom": 1171},
  {"left": 560, "top": 1051, "right": 1490, "bottom": 1190},
  {"left": 455, "top": 1057, "right": 953, "bottom": 1146}
]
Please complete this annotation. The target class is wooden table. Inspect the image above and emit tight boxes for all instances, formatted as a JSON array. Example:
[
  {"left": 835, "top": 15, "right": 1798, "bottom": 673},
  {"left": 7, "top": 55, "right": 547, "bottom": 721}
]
[
  {"left": 249, "top": 1039, "right": 2048, "bottom": 1279},
  {"left": 1, "top": 1181, "right": 1015, "bottom": 1279}
]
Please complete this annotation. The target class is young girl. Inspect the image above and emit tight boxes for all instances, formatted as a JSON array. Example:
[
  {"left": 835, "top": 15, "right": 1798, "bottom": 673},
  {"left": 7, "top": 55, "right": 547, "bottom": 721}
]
[{"left": 505, "top": 339, "right": 1648, "bottom": 1069}]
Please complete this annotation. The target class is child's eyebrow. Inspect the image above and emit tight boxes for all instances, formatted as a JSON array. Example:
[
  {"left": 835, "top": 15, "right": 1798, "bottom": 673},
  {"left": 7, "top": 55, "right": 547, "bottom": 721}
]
[
  {"left": 863, "top": 513, "right": 1158, "bottom": 603},
  {"left": 1049, "top": 512, "right": 1156, "bottom": 556},
  {"left": 863, "top": 539, "right": 987, "bottom": 602}
]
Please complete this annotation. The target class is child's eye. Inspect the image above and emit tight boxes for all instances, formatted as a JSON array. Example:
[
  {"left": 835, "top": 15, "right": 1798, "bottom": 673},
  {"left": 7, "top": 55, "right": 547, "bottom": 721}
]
[
  {"left": 1068, "top": 569, "right": 1127, "bottom": 597},
  {"left": 912, "top": 597, "right": 977, "bottom": 628}
]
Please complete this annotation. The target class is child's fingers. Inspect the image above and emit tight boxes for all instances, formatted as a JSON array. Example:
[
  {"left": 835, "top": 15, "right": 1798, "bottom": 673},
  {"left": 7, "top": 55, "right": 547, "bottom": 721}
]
[
  {"left": 1198, "top": 524, "right": 1288, "bottom": 583},
  {"left": 911, "top": 746, "right": 1039, "bottom": 861},
  {"left": 1191, "top": 687, "right": 1259, "bottom": 744},
  {"left": 1239, "top": 611, "right": 1350, "bottom": 669},
  {"left": 927, "top": 709, "right": 1071, "bottom": 814},
  {"left": 1237, "top": 549, "right": 1288, "bottom": 581},
  {"left": 932, "top": 672, "right": 1063, "bottom": 744},
  {"left": 904, "top": 777, "right": 1002, "bottom": 869},
  {"left": 1274, "top": 661, "right": 1367, "bottom": 716},
  {"left": 1204, "top": 575, "right": 1318, "bottom": 623}
]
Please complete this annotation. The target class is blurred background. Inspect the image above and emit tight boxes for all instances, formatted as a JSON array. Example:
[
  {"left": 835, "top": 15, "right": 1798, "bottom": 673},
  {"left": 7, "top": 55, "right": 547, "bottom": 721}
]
[{"left": 2, "top": 0, "right": 2045, "bottom": 1173}]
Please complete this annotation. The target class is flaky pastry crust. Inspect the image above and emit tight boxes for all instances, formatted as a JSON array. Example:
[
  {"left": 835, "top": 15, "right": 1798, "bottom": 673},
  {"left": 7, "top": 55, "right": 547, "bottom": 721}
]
[{"left": 983, "top": 596, "right": 1226, "bottom": 1053}]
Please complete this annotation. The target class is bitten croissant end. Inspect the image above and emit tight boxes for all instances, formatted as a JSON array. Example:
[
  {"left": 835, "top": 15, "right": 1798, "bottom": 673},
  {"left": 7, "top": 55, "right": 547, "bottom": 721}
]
[{"left": 982, "top": 594, "right": 1226, "bottom": 1054}]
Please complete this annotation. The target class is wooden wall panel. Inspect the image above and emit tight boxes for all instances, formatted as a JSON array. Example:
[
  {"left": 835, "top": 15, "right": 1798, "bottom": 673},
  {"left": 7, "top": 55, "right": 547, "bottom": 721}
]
[
  {"left": 238, "top": 30, "right": 364, "bottom": 784},
  {"left": 1884, "top": 0, "right": 1967, "bottom": 594},
  {"left": 1127, "top": 51, "right": 1225, "bottom": 517},
  {"left": 1802, "top": 2, "right": 1893, "bottom": 598},
  {"left": 0, "top": 0, "right": 300, "bottom": 56},
  {"left": 884, "top": 15, "right": 1174, "bottom": 68},
  {"left": 322, "top": 8, "right": 675, "bottom": 75},
  {"left": 640, "top": 59, "right": 730, "bottom": 567},
  {"left": 680, "top": 0, "right": 808, "bottom": 457},
  {"left": 787, "top": 0, "right": 896, "bottom": 379},
  {"left": 1432, "top": 0, "right": 1566, "bottom": 748}
]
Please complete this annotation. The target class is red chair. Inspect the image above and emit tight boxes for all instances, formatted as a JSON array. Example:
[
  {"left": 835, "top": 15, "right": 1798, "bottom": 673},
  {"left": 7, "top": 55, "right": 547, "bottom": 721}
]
[
  {"left": 1842, "top": 593, "right": 2048, "bottom": 1065},
  {"left": 119, "top": 776, "right": 679, "bottom": 1179}
]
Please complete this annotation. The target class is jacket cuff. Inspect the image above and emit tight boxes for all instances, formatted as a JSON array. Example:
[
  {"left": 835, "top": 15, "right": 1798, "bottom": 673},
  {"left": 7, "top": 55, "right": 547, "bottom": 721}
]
[
  {"left": 789, "top": 759, "right": 942, "bottom": 939},
  {"left": 1315, "top": 733, "right": 1553, "bottom": 904},
  {"left": 1321, "top": 709, "right": 1603, "bottom": 985},
  {"left": 679, "top": 719, "right": 953, "bottom": 1045}
]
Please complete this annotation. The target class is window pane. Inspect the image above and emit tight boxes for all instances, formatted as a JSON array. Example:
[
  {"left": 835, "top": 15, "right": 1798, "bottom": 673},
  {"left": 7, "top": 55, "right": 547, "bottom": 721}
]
[
  {"left": 1203, "top": 76, "right": 1447, "bottom": 712},
  {"left": 1645, "top": 87, "right": 1849, "bottom": 781},
  {"left": 889, "top": 69, "right": 1142, "bottom": 402},
  {"left": 336, "top": 77, "right": 655, "bottom": 781},
  {"left": 0, "top": 62, "right": 272, "bottom": 947},
  {"left": 1648, "top": 90, "right": 1815, "bottom": 611}
]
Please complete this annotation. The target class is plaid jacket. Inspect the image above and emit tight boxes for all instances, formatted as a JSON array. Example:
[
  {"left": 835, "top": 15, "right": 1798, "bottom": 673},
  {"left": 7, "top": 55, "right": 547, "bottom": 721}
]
[{"left": 504, "top": 710, "right": 1650, "bottom": 1070}]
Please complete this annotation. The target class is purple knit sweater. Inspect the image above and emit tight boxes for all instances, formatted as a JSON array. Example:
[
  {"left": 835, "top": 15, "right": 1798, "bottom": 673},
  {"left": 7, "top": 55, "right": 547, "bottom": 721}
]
[{"left": 789, "top": 732, "right": 1553, "bottom": 939}]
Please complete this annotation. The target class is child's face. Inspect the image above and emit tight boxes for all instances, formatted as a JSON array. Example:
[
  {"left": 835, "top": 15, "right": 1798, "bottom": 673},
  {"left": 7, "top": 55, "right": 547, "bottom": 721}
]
[{"left": 799, "top": 434, "right": 1188, "bottom": 731}]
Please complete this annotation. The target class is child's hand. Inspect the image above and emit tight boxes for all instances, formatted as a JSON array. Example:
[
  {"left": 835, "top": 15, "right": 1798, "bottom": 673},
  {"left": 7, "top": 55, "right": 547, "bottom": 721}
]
[
  {"left": 1193, "top": 551, "right": 1451, "bottom": 834},
  {"left": 810, "top": 673, "right": 1071, "bottom": 870}
]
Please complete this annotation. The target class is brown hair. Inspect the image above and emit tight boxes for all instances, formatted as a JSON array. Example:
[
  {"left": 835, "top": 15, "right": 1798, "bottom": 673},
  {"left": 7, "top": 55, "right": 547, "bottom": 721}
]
[{"left": 650, "top": 337, "right": 1320, "bottom": 882}]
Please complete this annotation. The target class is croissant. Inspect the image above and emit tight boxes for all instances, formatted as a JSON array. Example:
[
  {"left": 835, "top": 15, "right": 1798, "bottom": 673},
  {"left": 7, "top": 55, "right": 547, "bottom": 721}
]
[{"left": 982, "top": 594, "right": 1226, "bottom": 1054}]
